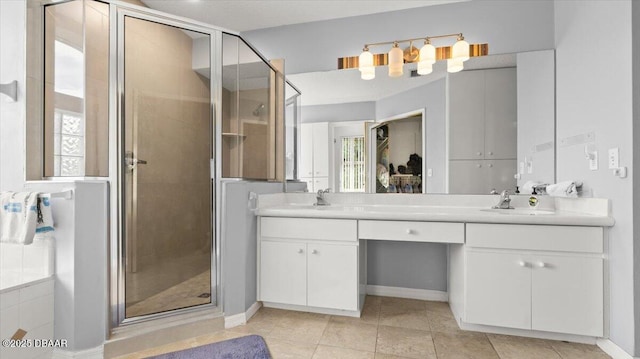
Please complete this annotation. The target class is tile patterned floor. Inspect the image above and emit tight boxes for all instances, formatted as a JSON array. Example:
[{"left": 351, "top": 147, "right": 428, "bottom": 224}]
[{"left": 115, "top": 296, "right": 612, "bottom": 359}]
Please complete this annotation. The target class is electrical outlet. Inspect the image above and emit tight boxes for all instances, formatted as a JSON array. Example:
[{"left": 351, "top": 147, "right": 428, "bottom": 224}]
[
  {"left": 608, "top": 148, "right": 619, "bottom": 169},
  {"left": 427, "top": 168, "right": 433, "bottom": 177}
]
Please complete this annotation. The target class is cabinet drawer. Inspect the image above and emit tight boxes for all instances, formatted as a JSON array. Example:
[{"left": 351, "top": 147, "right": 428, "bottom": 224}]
[
  {"left": 359, "top": 220, "right": 464, "bottom": 243},
  {"left": 466, "top": 224, "right": 602, "bottom": 253},
  {"left": 261, "top": 217, "right": 357, "bottom": 242}
]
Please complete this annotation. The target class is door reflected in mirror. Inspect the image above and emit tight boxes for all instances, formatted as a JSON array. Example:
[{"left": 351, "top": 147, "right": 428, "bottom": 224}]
[{"left": 371, "top": 113, "right": 423, "bottom": 194}]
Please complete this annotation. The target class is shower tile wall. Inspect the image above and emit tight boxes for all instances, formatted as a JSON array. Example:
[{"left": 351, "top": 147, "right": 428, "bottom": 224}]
[
  {"left": 124, "top": 18, "right": 211, "bottom": 308},
  {"left": 84, "top": 0, "right": 109, "bottom": 176},
  {"left": 222, "top": 88, "right": 272, "bottom": 179}
]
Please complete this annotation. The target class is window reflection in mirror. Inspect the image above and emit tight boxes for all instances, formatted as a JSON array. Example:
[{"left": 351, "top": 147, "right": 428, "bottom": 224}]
[{"left": 43, "top": 0, "right": 109, "bottom": 177}]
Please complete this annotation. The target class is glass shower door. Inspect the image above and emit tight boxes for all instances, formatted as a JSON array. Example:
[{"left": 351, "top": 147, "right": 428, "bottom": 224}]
[{"left": 122, "top": 15, "right": 213, "bottom": 319}]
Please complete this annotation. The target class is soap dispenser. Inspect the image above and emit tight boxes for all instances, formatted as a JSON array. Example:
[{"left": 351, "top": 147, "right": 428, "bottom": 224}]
[{"left": 529, "top": 188, "right": 539, "bottom": 207}]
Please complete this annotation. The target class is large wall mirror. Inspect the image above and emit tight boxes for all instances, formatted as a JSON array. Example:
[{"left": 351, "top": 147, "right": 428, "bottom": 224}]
[{"left": 289, "top": 49, "right": 556, "bottom": 195}]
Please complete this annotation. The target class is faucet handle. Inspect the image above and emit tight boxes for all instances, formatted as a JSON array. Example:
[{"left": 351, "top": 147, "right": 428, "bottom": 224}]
[
  {"left": 490, "top": 188, "right": 498, "bottom": 195},
  {"left": 322, "top": 188, "right": 331, "bottom": 193}
]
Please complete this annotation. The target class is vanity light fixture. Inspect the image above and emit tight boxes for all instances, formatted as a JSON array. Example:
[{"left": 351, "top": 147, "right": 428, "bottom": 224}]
[
  {"left": 358, "top": 46, "right": 375, "bottom": 80},
  {"left": 342, "top": 33, "right": 488, "bottom": 80},
  {"left": 388, "top": 42, "right": 404, "bottom": 77},
  {"left": 417, "top": 39, "right": 436, "bottom": 75}
]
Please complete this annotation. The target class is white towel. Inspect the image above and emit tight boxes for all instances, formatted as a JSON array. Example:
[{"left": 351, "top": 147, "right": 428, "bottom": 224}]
[
  {"left": 546, "top": 181, "right": 580, "bottom": 198},
  {"left": 0, "top": 192, "right": 39, "bottom": 244},
  {"left": 35, "top": 194, "right": 55, "bottom": 236}
]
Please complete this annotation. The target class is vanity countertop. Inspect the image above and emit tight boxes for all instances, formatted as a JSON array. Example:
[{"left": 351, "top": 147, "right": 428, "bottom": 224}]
[{"left": 255, "top": 194, "right": 615, "bottom": 227}]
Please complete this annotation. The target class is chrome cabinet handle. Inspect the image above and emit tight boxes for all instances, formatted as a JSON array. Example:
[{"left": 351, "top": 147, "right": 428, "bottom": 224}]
[
  {"left": 518, "top": 261, "right": 527, "bottom": 267},
  {"left": 312, "top": 249, "right": 318, "bottom": 254},
  {"left": 297, "top": 249, "right": 304, "bottom": 254}
]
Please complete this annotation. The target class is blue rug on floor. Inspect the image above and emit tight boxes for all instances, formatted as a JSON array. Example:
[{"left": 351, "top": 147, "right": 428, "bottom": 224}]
[{"left": 147, "top": 335, "right": 271, "bottom": 359}]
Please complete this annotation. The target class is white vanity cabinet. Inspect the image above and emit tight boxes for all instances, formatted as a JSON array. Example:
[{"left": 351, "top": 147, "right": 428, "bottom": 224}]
[
  {"left": 260, "top": 241, "right": 308, "bottom": 306},
  {"left": 457, "top": 223, "right": 604, "bottom": 337},
  {"left": 258, "top": 217, "right": 362, "bottom": 313},
  {"left": 307, "top": 243, "right": 358, "bottom": 310},
  {"left": 448, "top": 68, "right": 517, "bottom": 194},
  {"left": 300, "top": 122, "right": 329, "bottom": 192},
  {"left": 449, "top": 68, "right": 517, "bottom": 161}
]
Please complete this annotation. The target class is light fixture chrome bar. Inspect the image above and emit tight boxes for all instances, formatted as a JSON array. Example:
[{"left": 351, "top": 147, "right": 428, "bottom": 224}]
[{"left": 364, "top": 33, "right": 463, "bottom": 48}]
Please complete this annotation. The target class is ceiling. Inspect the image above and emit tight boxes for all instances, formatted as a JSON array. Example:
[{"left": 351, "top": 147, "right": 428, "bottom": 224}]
[
  {"left": 139, "top": 0, "right": 504, "bottom": 107},
  {"left": 140, "top": 0, "right": 465, "bottom": 33}
]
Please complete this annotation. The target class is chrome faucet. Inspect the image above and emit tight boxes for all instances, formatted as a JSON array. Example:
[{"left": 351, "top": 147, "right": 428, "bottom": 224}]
[
  {"left": 493, "top": 190, "right": 514, "bottom": 209},
  {"left": 315, "top": 188, "right": 331, "bottom": 206}
]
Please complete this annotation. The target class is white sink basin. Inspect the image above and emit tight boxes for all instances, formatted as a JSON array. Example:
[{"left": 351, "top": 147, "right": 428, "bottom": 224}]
[{"left": 480, "top": 208, "right": 555, "bottom": 216}]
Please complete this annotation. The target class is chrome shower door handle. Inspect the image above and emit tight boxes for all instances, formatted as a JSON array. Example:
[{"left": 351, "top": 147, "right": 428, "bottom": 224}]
[{"left": 125, "top": 151, "right": 148, "bottom": 171}]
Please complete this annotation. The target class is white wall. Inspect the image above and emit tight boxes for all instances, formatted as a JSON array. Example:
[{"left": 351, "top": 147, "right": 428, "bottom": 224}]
[
  {"left": 0, "top": 0, "right": 26, "bottom": 191},
  {"left": 24, "top": 181, "right": 108, "bottom": 351},
  {"left": 242, "top": 0, "right": 555, "bottom": 74},
  {"left": 554, "top": 0, "right": 635, "bottom": 355},
  {"left": 301, "top": 101, "right": 375, "bottom": 123},
  {"left": 634, "top": 1, "right": 640, "bottom": 353},
  {"left": 516, "top": 50, "right": 555, "bottom": 186},
  {"left": 222, "top": 180, "right": 306, "bottom": 316}
]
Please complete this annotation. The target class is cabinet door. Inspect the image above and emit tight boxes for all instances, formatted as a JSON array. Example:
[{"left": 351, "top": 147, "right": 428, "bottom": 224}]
[
  {"left": 449, "top": 70, "right": 485, "bottom": 160},
  {"left": 314, "top": 177, "right": 329, "bottom": 191},
  {"left": 531, "top": 255, "right": 603, "bottom": 336},
  {"left": 485, "top": 160, "right": 517, "bottom": 192},
  {"left": 465, "top": 251, "right": 531, "bottom": 329},
  {"left": 300, "top": 176, "right": 314, "bottom": 192},
  {"left": 484, "top": 68, "right": 517, "bottom": 160},
  {"left": 313, "top": 123, "right": 329, "bottom": 177},
  {"left": 448, "top": 160, "right": 488, "bottom": 194},
  {"left": 260, "top": 241, "right": 307, "bottom": 306},
  {"left": 307, "top": 243, "right": 358, "bottom": 311},
  {"left": 300, "top": 124, "right": 314, "bottom": 177}
]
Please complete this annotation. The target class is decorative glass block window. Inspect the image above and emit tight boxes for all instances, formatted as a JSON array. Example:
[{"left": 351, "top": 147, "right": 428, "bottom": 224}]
[
  {"left": 53, "top": 111, "right": 85, "bottom": 176},
  {"left": 340, "top": 136, "right": 365, "bottom": 192}
]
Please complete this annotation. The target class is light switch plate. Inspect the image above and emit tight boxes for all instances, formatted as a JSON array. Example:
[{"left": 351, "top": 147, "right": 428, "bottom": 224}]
[
  {"left": 427, "top": 168, "right": 433, "bottom": 177},
  {"left": 608, "top": 148, "right": 619, "bottom": 169},
  {"left": 589, "top": 151, "right": 598, "bottom": 170}
]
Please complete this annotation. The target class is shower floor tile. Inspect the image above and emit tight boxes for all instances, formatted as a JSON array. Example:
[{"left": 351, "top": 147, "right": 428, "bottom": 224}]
[{"left": 126, "top": 269, "right": 211, "bottom": 318}]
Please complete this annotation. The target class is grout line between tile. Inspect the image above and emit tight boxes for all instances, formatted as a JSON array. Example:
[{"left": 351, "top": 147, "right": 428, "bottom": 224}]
[{"left": 485, "top": 333, "right": 503, "bottom": 359}]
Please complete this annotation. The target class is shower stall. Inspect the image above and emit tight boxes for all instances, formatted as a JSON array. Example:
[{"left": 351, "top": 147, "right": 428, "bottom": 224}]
[{"left": 28, "top": 0, "right": 285, "bottom": 330}]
